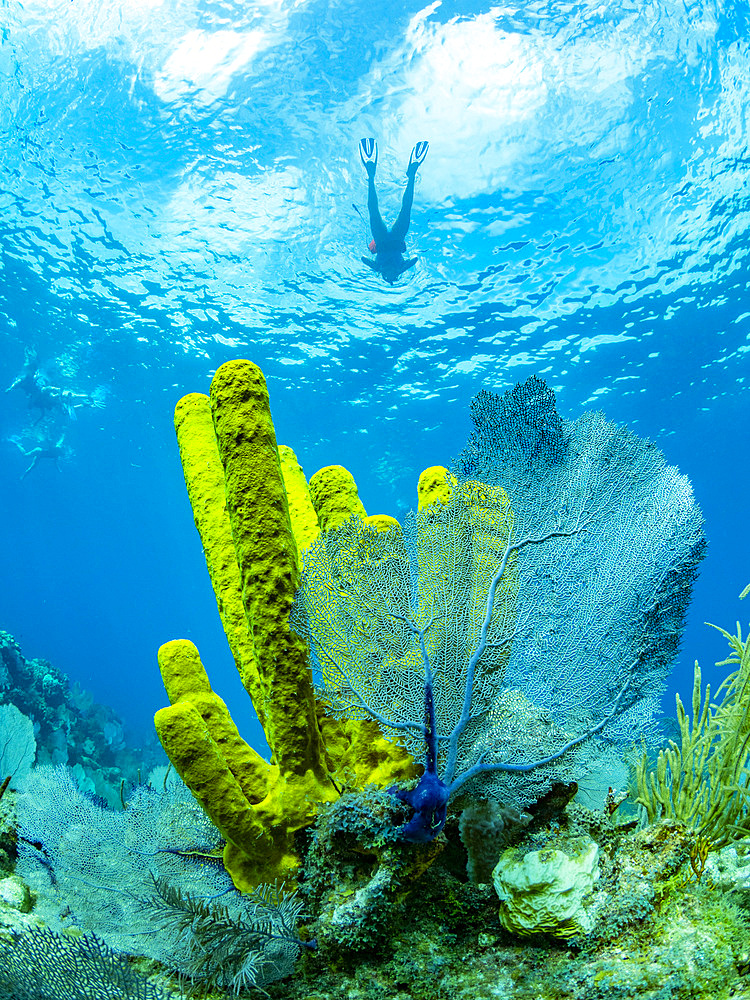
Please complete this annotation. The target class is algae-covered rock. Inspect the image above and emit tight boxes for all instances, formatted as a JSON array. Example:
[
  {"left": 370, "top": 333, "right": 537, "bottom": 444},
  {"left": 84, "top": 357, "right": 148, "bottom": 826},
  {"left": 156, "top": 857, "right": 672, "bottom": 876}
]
[
  {"left": 0, "top": 875, "right": 31, "bottom": 913},
  {"left": 305, "top": 787, "right": 445, "bottom": 964},
  {"left": 492, "top": 835, "right": 599, "bottom": 938}
]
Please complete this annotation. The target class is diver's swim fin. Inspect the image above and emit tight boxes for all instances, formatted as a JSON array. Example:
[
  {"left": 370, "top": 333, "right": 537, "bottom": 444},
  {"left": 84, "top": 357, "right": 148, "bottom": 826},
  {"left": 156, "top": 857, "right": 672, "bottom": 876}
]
[
  {"left": 408, "top": 141, "right": 429, "bottom": 173},
  {"left": 359, "top": 137, "right": 378, "bottom": 170}
]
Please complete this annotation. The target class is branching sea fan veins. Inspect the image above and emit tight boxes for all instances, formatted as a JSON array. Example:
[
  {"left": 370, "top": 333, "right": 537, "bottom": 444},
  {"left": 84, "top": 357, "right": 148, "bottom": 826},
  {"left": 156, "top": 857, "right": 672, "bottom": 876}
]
[{"left": 291, "top": 377, "right": 705, "bottom": 841}]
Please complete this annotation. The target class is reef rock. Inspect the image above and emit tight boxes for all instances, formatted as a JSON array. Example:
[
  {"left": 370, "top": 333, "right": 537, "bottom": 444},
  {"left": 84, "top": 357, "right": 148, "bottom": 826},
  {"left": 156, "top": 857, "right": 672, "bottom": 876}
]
[{"left": 492, "top": 835, "right": 599, "bottom": 938}]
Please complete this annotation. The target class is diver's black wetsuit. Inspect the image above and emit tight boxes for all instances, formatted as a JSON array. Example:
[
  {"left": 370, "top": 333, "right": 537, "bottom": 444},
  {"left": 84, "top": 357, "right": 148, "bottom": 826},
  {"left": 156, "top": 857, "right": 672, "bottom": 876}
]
[
  {"left": 361, "top": 168, "right": 418, "bottom": 283},
  {"left": 359, "top": 140, "right": 427, "bottom": 284}
]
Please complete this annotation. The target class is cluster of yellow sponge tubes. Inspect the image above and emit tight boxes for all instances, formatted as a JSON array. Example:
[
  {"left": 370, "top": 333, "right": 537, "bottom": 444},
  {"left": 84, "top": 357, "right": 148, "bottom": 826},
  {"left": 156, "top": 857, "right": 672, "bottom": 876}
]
[{"left": 154, "top": 359, "right": 463, "bottom": 892}]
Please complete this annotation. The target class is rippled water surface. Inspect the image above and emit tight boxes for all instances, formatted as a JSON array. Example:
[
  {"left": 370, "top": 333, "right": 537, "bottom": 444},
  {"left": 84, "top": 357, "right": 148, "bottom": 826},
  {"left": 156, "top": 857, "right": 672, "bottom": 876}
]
[{"left": 1, "top": 0, "right": 748, "bottom": 737}]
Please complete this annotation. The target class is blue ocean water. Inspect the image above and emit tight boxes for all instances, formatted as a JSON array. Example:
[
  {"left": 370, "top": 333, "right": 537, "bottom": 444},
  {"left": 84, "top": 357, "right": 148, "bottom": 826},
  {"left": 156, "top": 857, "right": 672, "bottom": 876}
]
[{"left": 0, "top": 0, "right": 748, "bottom": 755}]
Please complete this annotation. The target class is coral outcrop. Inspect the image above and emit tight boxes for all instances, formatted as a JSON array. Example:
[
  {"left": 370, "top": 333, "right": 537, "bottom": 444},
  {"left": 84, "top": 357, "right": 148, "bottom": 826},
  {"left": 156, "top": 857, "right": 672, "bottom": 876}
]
[{"left": 2, "top": 363, "right": 742, "bottom": 999}]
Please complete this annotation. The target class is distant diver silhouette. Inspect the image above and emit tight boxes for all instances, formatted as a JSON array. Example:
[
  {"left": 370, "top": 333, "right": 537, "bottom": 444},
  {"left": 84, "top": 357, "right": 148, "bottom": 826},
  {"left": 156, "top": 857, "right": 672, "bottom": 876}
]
[
  {"left": 6, "top": 348, "right": 41, "bottom": 397},
  {"left": 5, "top": 349, "right": 64, "bottom": 421},
  {"left": 7, "top": 348, "right": 103, "bottom": 421},
  {"left": 27, "top": 383, "right": 91, "bottom": 422},
  {"left": 12, "top": 433, "right": 67, "bottom": 479},
  {"left": 359, "top": 138, "right": 428, "bottom": 284}
]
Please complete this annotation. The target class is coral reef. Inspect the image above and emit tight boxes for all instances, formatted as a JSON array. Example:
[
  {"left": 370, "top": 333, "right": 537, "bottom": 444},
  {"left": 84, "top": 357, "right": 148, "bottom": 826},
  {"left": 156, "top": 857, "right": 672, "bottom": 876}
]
[
  {"left": 262, "top": 807, "right": 750, "bottom": 1000},
  {"left": 302, "top": 785, "right": 444, "bottom": 963},
  {"left": 3, "top": 363, "right": 731, "bottom": 999},
  {"left": 0, "top": 631, "right": 162, "bottom": 805},
  {"left": 159, "top": 362, "right": 704, "bottom": 900},
  {"left": 8, "top": 756, "right": 750, "bottom": 999},
  {"left": 458, "top": 797, "right": 531, "bottom": 883}
]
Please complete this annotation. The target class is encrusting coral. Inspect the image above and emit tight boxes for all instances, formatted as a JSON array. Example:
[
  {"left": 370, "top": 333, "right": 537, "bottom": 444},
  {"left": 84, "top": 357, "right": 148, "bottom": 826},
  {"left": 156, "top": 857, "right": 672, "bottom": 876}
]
[
  {"left": 155, "top": 360, "right": 415, "bottom": 890},
  {"left": 492, "top": 836, "right": 600, "bottom": 938}
]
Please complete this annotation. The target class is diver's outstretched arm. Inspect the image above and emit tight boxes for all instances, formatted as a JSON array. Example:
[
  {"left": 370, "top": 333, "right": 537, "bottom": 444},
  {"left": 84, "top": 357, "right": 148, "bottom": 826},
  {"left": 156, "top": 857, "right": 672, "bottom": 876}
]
[{"left": 10, "top": 438, "right": 29, "bottom": 456}]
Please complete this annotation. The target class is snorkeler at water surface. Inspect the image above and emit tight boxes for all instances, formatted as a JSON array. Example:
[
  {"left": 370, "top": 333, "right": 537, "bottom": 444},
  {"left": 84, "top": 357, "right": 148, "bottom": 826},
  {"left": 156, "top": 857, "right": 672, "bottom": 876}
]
[{"left": 359, "top": 138, "right": 428, "bottom": 284}]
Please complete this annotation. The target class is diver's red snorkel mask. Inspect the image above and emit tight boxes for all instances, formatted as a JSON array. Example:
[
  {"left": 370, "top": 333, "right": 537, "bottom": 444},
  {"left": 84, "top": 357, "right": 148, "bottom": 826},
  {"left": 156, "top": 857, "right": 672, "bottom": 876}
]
[{"left": 368, "top": 240, "right": 377, "bottom": 254}]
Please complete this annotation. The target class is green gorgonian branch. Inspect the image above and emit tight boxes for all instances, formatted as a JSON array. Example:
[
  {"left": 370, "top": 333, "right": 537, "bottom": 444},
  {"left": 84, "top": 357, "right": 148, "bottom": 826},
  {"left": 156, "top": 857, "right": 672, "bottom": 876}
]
[{"left": 636, "top": 586, "right": 750, "bottom": 847}]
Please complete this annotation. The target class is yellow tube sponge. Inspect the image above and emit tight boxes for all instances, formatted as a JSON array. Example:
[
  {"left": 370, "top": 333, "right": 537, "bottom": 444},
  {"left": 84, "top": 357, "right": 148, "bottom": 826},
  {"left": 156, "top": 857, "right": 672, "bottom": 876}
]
[
  {"left": 366, "top": 514, "right": 401, "bottom": 532},
  {"left": 156, "top": 641, "right": 332, "bottom": 890},
  {"left": 309, "top": 464, "right": 367, "bottom": 532},
  {"left": 417, "top": 465, "right": 457, "bottom": 509},
  {"left": 154, "top": 696, "right": 297, "bottom": 889},
  {"left": 157, "top": 361, "right": 454, "bottom": 890},
  {"left": 154, "top": 641, "right": 292, "bottom": 886},
  {"left": 460, "top": 481, "right": 518, "bottom": 679},
  {"left": 154, "top": 700, "right": 265, "bottom": 848},
  {"left": 278, "top": 444, "right": 321, "bottom": 556},
  {"left": 157, "top": 639, "right": 269, "bottom": 801},
  {"left": 173, "top": 392, "right": 265, "bottom": 727},
  {"left": 209, "top": 359, "right": 327, "bottom": 781},
  {"left": 459, "top": 482, "right": 517, "bottom": 596},
  {"left": 414, "top": 475, "right": 517, "bottom": 684},
  {"left": 300, "top": 512, "right": 418, "bottom": 789}
]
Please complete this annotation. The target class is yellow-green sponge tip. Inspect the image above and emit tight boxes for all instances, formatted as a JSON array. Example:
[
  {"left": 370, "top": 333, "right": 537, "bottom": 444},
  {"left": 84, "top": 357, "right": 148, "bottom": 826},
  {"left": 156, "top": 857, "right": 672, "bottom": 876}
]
[
  {"left": 418, "top": 466, "right": 456, "bottom": 509},
  {"left": 365, "top": 514, "right": 401, "bottom": 533},
  {"left": 158, "top": 639, "right": 211, "bottom": 703},
  {"left": 309, "top": 465, "right": 366, "bottom": 532},
  {"left": 157, "top": 639, "right": 270, "bottom": 804}
]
